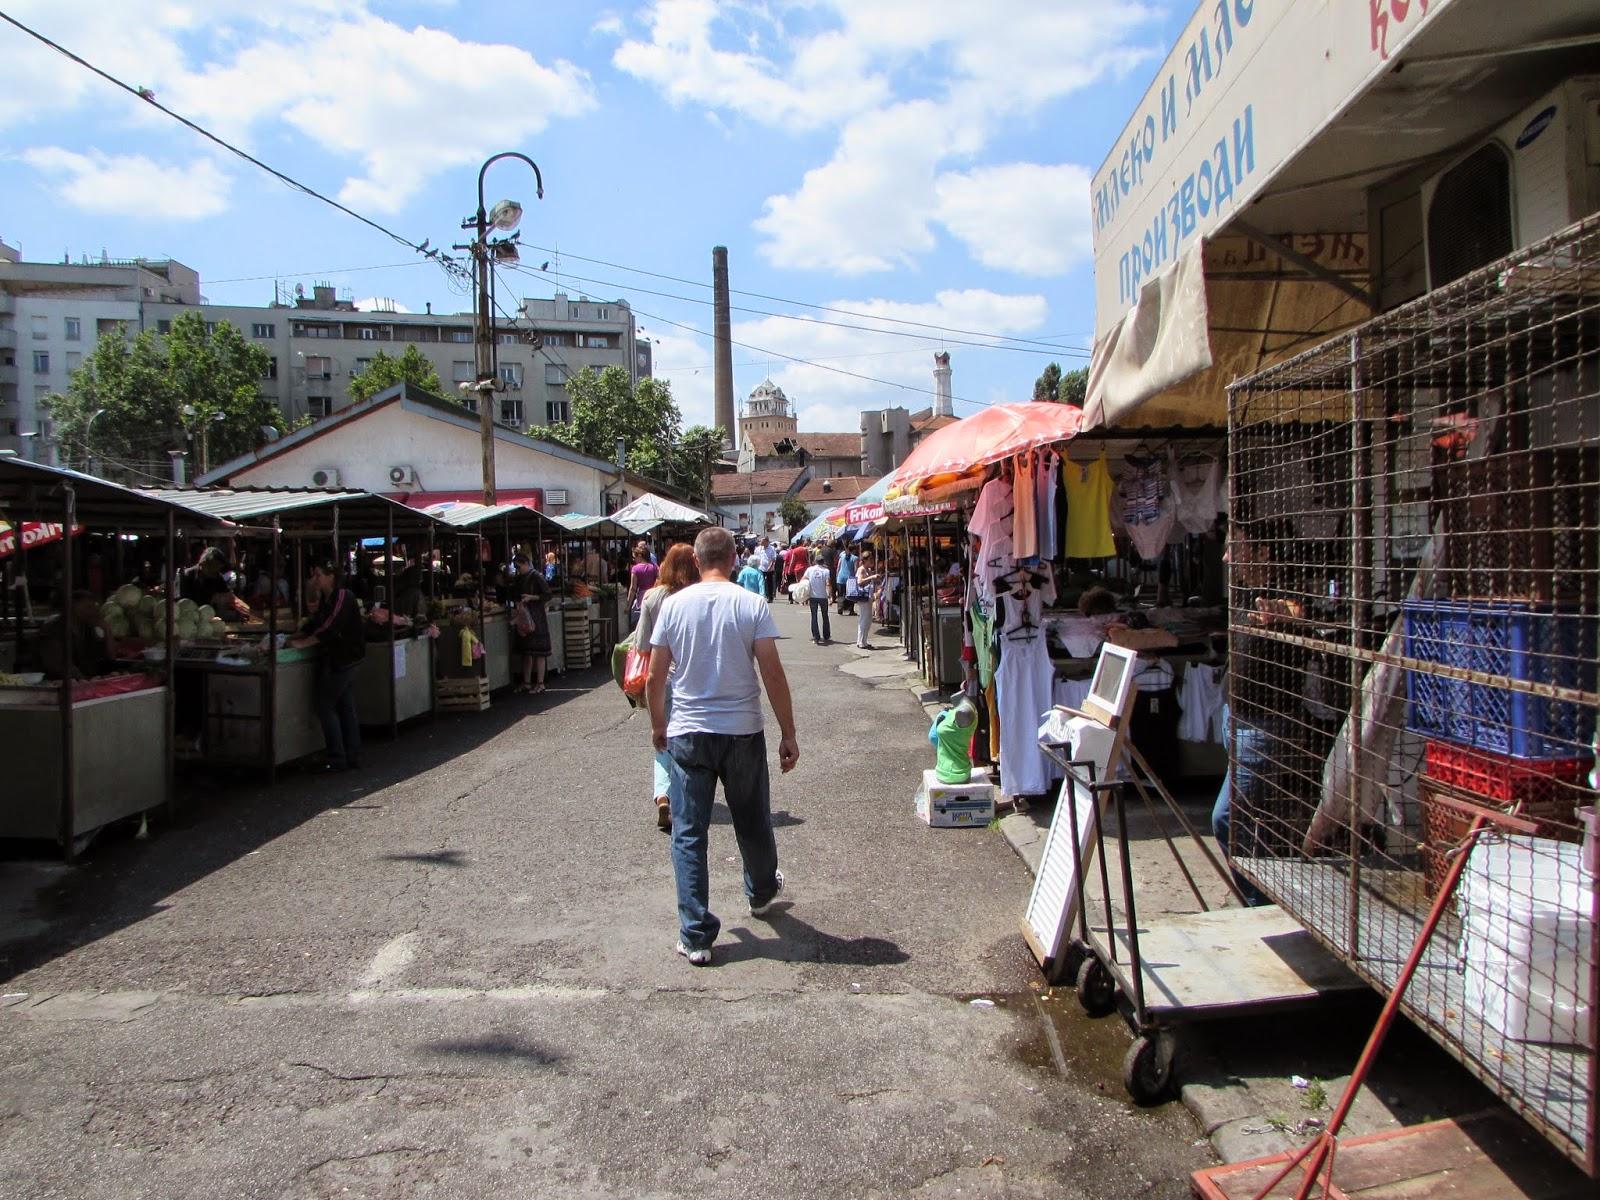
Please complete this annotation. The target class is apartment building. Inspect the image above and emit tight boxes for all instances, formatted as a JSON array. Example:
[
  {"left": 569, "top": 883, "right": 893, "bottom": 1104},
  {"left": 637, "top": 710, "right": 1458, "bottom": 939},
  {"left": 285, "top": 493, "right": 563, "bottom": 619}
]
[{"left": 0, "top": 242, "right": 651, "bottom": 461}]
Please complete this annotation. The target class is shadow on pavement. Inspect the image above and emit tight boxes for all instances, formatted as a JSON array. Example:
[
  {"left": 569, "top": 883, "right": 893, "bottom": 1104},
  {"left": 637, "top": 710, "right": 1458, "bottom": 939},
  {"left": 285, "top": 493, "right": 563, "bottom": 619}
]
[
  {"left": 0, "top": 668, "right": 610, "bottom": 986},
  {"left": 379, "top": 849, "right": 469, "bottom": 867},
  {"left": 713, "top": 910, "right": 909, "bottom": 967},
  {"left": 422, "top": 1031, "right": 566, "bottom": 1068}
]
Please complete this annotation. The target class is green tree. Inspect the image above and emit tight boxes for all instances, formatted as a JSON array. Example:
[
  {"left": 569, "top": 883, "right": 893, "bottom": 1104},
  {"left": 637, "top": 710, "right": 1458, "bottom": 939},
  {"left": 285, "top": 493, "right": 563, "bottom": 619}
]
[
  {"left": 1033, "top": 361, "right": 1061, "bottom": 401},
  {"left": 348, "top": 345, "right": 444, "bottom": 403},
  {"left": 543, "top": 366, "right": 684, "bottom": 482},
  {"left": 778, "top": 495, "right": 812, "bottom": 534},
  {"left": 1060, "top": 366, "right": 1088, "bottom": 408},
  {"left": 48, "top": 311, "right": 282, "bottom": 476},
  {"left": 671, "top": 424, "right": 725, "bottom": 505}
]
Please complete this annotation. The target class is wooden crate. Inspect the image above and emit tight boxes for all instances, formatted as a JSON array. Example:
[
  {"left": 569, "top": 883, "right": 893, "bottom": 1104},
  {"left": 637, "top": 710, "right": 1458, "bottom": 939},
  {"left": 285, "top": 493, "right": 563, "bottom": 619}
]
[{"left": 435, "top": 676, "right": 490, "bottom": 713}]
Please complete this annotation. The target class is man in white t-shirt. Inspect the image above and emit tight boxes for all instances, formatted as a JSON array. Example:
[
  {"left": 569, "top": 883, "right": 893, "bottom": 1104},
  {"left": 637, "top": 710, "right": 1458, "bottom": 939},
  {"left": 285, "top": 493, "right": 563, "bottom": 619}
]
[
  {"left": 645, "top": 526, "right": 799, "bottom": 966},
  {"left": 803, "top": 552, "right": 833, "bottom": 644}
]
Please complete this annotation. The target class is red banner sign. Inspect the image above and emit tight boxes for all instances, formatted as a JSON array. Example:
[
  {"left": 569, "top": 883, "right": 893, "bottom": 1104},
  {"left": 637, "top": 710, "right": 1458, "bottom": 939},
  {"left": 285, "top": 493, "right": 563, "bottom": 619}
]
[{"left": 0, "top": 521, "right": 85, "bottom": 559}]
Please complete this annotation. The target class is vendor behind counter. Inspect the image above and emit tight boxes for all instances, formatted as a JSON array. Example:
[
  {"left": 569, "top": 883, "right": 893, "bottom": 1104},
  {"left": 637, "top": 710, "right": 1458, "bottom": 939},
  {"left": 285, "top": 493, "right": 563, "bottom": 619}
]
[
  {"left": 35, "top": 590, "right": 112, "bottom": 680},
  {"left": 180, "top": 547, "right": 254, "bottom": 621}
]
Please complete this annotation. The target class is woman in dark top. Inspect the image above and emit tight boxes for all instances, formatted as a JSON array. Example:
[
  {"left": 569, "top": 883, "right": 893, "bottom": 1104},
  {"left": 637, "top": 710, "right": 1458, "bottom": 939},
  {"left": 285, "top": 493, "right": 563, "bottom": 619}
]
[{"left": 512, "top": 562, "right": 553, "bottom": 695}]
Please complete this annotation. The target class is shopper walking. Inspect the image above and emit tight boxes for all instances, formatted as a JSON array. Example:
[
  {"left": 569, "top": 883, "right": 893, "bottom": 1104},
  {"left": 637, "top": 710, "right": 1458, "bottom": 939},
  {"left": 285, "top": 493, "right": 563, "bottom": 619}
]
[
  {"left": 854, "top": 549, "right": 882, "bottom": 649},
  {"left": 633, "top": 545, "right": 700, "bottom": 831},
  {"left": 835, "top": 544, "right": 859, "bottom": 616},
  {"left": 290, "top": 562, "right": 367, "bottom": 772},
  {"left": 804, "top": 550, "right": 833, "bottom": 644},
  {"left": 645, "top": 527, "right": 799, "bottom": 965},
  {"left": 736, "top": 553, "right": 766, "bottom": 596},
  {"left": 625, "top": 541, "right": 659, "bottom": 630}
]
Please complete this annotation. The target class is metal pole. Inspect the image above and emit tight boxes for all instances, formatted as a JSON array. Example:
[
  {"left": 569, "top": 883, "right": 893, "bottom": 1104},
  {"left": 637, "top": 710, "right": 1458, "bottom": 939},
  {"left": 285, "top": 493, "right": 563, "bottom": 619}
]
[
  {"left": 386, "top": 506, "right": 397, "bottom": 738},
  {"left": 163, "top": 510, "right": 177, "bottom": 821},
  {"left": 266, "top": 518, "right": 281, "bottom": 784},
  {"left": 58, "top": 483, "right": 77, "bottom": 859},
  {"left": 474, "top": 219, "right": 496, "bottom": 506}
]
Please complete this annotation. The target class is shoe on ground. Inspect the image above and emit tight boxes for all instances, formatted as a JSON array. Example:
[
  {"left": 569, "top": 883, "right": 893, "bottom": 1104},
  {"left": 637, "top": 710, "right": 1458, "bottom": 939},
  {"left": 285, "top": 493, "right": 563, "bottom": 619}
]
[
  {"left": 749, "top": 870, "right": 785, "bottom": 917},
  {"left": 655, "top": 796, "right": 671, "bottom": 831},
  {"left": 676, "top": 941, "right": 711, "bottom": 966}
]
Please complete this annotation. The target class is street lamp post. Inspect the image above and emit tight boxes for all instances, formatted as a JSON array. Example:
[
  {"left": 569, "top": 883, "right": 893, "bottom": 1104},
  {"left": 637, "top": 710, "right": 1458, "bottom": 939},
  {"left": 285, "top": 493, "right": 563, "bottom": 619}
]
[
  {"left": 458, "top": 152, "right": 543, "bottom": 506},
  {"left": 83, "top": 407, "right": 106, "bottom": 476}
]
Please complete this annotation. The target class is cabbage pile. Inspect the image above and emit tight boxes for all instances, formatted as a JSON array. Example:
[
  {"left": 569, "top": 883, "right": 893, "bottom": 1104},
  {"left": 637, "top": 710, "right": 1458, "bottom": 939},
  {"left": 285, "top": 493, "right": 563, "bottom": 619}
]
[{"left": 101, "top": 586, "right": 227, "bottom": 641}]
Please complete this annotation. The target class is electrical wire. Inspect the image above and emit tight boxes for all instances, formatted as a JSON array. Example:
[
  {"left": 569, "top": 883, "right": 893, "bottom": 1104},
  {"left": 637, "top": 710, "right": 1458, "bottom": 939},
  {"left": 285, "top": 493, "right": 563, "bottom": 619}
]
[
  {"left": 518, "top": 242, "right": 1093, "bottom": 356},
  {"left": 0, "top": 9, "right": 467, "bottom": 283},
  {"left": 204, "top": 261, "right": 428, "bottom": 286},
  {"left": 519, "top": 260, "right": 1086, "bottom": 359}
]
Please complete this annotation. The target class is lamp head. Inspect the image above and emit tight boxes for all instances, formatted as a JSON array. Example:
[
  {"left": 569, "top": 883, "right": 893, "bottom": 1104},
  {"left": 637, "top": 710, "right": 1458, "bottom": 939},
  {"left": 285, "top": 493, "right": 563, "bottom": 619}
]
[{"left": 487, "top": 199, "right": 523, "bottom": 232}]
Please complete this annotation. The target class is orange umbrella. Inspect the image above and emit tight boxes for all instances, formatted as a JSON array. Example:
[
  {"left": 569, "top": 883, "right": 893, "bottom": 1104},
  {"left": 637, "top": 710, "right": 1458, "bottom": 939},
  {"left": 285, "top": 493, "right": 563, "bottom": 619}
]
[{"left": 885, "top": 402, "right": 1085, "bottom": 497}]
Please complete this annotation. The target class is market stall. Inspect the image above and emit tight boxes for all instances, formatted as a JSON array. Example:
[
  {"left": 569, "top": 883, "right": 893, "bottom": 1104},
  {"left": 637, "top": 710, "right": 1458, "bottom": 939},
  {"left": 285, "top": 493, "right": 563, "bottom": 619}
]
[
  {"left": 421, "top": 500, "right": 565, "bottom": 691},
  {"left": 140, "top": 484, "right": 447, "bottom": 762},
  {"left": 611, "top": 492, "right": 715, "bottom": 544},
  {"left": 553, "top": 513, "right": 638, "bottom": 664},
  {"left": 0, "top": 458, "right": 233, "bottom": 853}
]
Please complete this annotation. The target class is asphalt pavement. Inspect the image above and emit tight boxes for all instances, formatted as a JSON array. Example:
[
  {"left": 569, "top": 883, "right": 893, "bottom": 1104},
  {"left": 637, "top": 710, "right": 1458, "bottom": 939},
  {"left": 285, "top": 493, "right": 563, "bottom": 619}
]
[{"left": 0, "top": 600, "right": 1210, "bottom": 1199}]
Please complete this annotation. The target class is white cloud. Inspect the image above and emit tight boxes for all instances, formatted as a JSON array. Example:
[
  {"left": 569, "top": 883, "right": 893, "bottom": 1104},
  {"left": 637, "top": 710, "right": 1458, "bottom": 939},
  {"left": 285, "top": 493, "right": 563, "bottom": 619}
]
[
  {"left": 612, "top": 0, "right": 1160, "bottom": 276},
  {"left": 21, "top": 147, "right": 231, "bottom": 219},
  {"left": 933, "top": 163, "right": 1094, "bottom": 276},
  {"left": 0, "top": 1, "right": 596, "bottom": 214}
]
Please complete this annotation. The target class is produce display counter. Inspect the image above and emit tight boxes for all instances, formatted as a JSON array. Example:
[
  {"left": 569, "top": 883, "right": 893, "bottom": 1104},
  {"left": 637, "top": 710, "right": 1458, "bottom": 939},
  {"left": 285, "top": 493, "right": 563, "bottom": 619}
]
[
  {"left": 175, "top": 649, "right": 323, "bottom": 770},
  {"left": 356, "top": 632, "right": 434, "bottom": 727},
  {"left": 482, "top": 609, "right": 512, "bottom": 692},
  {"left": 0, "top": 679, "right": 168, "bottom": 841}
]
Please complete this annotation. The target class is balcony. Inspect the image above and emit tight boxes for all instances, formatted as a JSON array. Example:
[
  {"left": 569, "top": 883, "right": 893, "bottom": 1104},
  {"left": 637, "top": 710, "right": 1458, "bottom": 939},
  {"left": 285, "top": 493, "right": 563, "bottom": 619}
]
[
  {"left": 0, "top": 328, "right": 15, "bottom": 350},
  {"left": 0, "top": 363, "right": 17, "bottom": 387}
]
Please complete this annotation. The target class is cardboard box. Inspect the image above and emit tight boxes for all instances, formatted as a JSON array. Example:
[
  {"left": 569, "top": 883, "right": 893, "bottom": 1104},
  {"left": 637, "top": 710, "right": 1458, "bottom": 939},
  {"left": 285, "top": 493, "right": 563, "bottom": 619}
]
[{"left": 915, "top": 768, "right": 996, "bottom": 828}]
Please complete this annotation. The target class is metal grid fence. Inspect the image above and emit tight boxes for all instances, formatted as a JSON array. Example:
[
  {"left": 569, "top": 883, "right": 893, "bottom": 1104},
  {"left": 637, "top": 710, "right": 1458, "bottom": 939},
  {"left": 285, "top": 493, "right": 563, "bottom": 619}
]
[{"left": 1225, "top": 215, "right": 1599, "bottom": 1175}]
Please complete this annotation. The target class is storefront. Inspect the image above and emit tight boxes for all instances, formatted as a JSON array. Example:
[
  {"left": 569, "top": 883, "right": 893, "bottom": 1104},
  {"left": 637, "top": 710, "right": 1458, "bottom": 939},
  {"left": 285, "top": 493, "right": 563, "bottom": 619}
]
[{"left": 1086, "top": 0, "right": 1600, "bottom": 1176}]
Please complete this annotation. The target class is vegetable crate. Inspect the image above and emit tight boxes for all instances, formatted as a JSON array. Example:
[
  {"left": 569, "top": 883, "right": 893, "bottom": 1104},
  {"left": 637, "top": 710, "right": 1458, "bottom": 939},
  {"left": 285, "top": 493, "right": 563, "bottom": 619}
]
[
  {"left": 1402, "top": 599, "right": 1596, "bottom": 758},
  {"left": 435, "top": 676, "right": 490, "bottom": 713}
]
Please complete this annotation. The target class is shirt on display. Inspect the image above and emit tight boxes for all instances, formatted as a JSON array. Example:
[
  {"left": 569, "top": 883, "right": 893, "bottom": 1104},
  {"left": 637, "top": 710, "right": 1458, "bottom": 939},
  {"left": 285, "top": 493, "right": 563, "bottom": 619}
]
[
  {"left": 1171, "top": 452, "right": 1224, "bottom": 535},
  {"left": 1063, "top": 454, "right": 1115, "bottom": 559},
  {"left": 1114, "top": 456, "right": 1176, "bottom": 562},
  {"left": 1013, "top": 454, "right": 1038, "bottom": 561}
]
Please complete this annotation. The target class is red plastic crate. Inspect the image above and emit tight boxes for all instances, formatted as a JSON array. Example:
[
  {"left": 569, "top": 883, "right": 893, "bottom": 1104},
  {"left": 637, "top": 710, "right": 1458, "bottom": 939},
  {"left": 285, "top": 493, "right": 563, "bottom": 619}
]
[{"left": 1421, "top": 740, "right": 1591, "bottom": 806}]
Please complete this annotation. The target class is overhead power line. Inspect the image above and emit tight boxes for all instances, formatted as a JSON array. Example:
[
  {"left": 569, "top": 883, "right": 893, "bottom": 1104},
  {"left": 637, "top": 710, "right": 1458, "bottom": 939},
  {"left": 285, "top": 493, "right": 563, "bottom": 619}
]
[
  {"left": 0, "top": 9, "right": 464, "bottom": 282},
  {"left": 519, "top": 242, "right": 1092, "bottom": 357}
]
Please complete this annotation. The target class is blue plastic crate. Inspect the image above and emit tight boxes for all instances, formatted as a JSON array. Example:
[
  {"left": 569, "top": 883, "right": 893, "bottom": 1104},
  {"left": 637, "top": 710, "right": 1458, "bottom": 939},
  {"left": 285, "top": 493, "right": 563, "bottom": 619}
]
[{"left": 1402, "top": 599, "right": 1596, "bottom": 759}]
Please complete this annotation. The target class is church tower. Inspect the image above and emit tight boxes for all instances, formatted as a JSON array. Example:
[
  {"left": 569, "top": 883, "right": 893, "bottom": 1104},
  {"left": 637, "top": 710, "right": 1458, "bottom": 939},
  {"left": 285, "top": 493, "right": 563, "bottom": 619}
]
[{"left": 739, "top": 378, "right": 799, "bottom": 448}]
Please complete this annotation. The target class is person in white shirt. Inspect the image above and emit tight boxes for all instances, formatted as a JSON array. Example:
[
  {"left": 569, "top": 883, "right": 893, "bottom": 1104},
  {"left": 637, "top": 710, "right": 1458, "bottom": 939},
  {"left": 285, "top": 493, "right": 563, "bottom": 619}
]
[
  {"left": 803, "top": 551, "right": 833, "bottom": 644},
  {"left": 645, "top": 526, "right": 799, "bottom": 966}
]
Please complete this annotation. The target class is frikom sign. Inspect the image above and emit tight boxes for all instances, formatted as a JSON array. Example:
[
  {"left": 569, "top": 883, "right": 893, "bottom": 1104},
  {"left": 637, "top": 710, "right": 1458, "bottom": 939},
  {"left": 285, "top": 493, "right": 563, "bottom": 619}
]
[{"left": 1091, "top": 0, "right": 1456, "bottom": 340}]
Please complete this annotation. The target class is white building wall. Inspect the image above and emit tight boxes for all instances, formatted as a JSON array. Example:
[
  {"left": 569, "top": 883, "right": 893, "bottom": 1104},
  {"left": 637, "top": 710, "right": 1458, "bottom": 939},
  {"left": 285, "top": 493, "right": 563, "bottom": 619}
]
[
  {"left": 224, "top": 405, "right": 627, "bottom": 515},
  {"left": 5, "top": 295, "right": 141, "bottom": 462}
]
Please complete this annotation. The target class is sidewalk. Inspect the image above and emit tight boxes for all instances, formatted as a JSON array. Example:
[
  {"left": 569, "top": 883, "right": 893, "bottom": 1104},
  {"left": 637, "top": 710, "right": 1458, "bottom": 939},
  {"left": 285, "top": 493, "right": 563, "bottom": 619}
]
[{"left": 836, "top": 635, "right": 1572, "bottom": 1174}]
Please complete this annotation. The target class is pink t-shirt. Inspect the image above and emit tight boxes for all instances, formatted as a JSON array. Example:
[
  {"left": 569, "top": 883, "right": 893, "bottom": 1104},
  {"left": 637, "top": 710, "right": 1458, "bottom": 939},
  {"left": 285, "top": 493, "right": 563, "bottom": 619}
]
[{"left": 630, "top": 561, "right": 659, "bottom": 606}]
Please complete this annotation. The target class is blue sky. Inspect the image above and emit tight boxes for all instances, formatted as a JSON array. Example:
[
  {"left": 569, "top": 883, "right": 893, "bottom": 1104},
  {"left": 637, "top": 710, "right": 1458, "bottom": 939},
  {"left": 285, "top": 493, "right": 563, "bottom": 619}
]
[{"left": 1, "top": 0, "right": 1188, "bottom": 434}]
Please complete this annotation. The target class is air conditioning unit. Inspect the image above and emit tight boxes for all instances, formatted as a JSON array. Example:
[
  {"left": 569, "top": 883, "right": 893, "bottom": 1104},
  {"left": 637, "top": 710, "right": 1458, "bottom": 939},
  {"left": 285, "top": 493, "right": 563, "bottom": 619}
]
[
  {"left": 387, "top": 465, "right": 418, "bottom": 488},
  {"left": 546, "top": 488, "right": 569, "bottom": 506},
  {"left": 311, "top": 468, "right": 341, "bottom": 488},
  {"left": 1416, "top": 76, "right": 1600, "bottom": 292}
]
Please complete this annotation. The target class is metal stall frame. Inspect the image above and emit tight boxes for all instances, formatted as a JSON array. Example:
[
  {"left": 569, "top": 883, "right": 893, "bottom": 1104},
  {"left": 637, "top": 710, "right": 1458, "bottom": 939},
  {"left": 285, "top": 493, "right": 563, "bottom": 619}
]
[
  {"left": 1224, "top": 216, "right": 1600, "bottom": 1176},
  {"left": 0, "top": 459, "right": 233, "bottom": 858}
]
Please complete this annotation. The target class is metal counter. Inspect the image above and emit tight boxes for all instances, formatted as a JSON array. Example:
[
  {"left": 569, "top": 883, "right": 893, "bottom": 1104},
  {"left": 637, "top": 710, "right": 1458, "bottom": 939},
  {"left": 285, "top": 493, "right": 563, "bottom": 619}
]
[
  {"left": 356, "top": 634, "right": 434, "bottom": 726},
  {"left": 482, "top": 610, "right": 512, "bottom": 692},
  {"left": 0, "top": 685, "right": 168, "bottom": 841},
  {"left": 178, "top": 654, "right": 324, "bottom": 769}
]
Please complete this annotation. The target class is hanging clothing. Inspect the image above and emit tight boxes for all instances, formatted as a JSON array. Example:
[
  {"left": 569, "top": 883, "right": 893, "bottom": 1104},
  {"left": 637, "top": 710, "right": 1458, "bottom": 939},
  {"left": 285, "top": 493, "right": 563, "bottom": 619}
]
[
  {"left": 1171, "top": 453, "right": 1224, "bottom": 535},
  {"left": 1054, "top": 676, "right": 1092, "bottom": 711},
  {"left": 969, "top": 604, "right": 996, "bottom": 689},
  {"left": 1063, "top": 454, "right": 1115, "bottom": 558},
  {"left": 1178, "top": 663, "right": 1227, "bottom": 744},
  {"left": 1114, "top": 456, "right": 1176, "bottom": 562},
  {"left": 1013, "top": 455, "right": 1038, "bottom": 561},
  {"left": 994, "top": 565, "right": 1056, "bottom": 798},
  {"left": 968, "top": 477, "right": 1015, "bottom": 609},
  {"left": 1035, "top": 450, "right": 1060, "bottom": 560}
]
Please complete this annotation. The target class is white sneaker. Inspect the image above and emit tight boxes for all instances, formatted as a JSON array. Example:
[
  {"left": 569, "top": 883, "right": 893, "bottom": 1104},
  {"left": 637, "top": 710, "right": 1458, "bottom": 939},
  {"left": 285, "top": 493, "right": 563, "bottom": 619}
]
[
  {"left": 676, "top": 941, "right": 711, "bottom": 966},
  {"left": 749, "top": 870, "right": 785, "bottom": 917}
]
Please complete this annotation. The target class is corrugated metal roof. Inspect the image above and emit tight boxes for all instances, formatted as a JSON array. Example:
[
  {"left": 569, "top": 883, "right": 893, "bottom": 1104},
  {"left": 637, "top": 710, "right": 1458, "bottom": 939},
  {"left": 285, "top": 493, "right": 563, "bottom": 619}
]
[
  {"left": 553, "top": 513, "right": 637, "bottom": 538},
  {"left": 421, "top": 501, "right": 558, "bottom": 534},
  {"left": 0, "top": 458, "right": 234, "bottom": 531},
  {"left": 138, "top": 485, "right": 378, "bottom": 519}
]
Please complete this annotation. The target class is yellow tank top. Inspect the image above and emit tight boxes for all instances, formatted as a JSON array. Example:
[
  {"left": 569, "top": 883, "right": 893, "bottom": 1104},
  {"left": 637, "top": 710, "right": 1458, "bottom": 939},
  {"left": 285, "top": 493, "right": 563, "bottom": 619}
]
[{"left": 1063, "top": 454, "right": 1115, "bottom": 558}]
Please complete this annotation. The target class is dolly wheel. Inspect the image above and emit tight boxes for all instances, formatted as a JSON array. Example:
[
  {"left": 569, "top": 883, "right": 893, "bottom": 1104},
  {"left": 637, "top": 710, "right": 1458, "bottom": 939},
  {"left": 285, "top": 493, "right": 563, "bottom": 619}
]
[
  {"left": 1058, "top": 940, "right": 1088, "bottom": 983},
  {"left": 1122, "top": 1033, "right": 1176, "bottom": 1105},
  {"left": 1074, "top": 955, "right": 1115, "bottom": 1017}
]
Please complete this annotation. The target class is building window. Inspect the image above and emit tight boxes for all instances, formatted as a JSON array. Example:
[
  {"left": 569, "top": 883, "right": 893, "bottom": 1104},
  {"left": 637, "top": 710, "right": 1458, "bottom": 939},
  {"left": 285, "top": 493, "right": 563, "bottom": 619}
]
[
  {"left": 294, "top": 323, "right": 336, "bottom": 339},
  {"left": 545, "top": 363, "right": 568, "bottom": 386},
  {"left": 359, "top": 327, "right": 377, "bottom": 340},
  {"left": 498, "top": 363, "right": 522, "bottom": 389},
  {"left": 96, "top": 318, "right": 124, "bottom": 337},
  {"left": 32, "top": 351, "right": 48, "bottom": 374},
  {"left": 304, "top": 355, "right": 333, "bottom": 380},
  {"left": 546, "top": 399, "right": 570, "bottom": 424},
  {"left": 500, "top": 398, "right": 524, "bottom": 425},
  {"left": 540, "top": 331, "right": 565, "bottom": 347},
  {"left": 31, "top": 316, "right": 47, "bottom": 340},
  {"left": 568, "top": 303, "right": 578, "bottom": 318},
  {"left": 447, "top": 360, "right": 471, "bottom": 384},
  {"left": 307, "top": 395, "right": 333, "bottom": 418},
  {"left": 1, "top": 420, "right": 16, "bottom": 436},
  {"left": 64, "top": 317, "right": 81, "bottom": 341},
  {"left": 498, "top": 331, "right": 518, "bottom": 345},
  {"left": 262, "top": 357, "right": 278, "bottom": 381},
  {"left": 597, "top": 307, "right": 609, "bottom": 320},
  {"left": 65, "top": 351, "right": 82, "bottom": 372},
  {"left": 251, "top": 323, "right": 275, "bottom": 339},
  {"left": 353, "top": 357, "right": 372, "bottom": 374},
  {"left": 447, "top": 328, "right": 472, "bottom": 343},
  {"left": 157, "top": 319, "right": 172, "bottom": 334}
]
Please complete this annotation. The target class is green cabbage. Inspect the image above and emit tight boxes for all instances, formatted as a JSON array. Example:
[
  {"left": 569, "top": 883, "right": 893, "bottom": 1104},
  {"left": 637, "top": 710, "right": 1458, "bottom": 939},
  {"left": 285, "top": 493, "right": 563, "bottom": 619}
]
[{"left": 114, "top": 584, "right": 144, "bottom": 611}]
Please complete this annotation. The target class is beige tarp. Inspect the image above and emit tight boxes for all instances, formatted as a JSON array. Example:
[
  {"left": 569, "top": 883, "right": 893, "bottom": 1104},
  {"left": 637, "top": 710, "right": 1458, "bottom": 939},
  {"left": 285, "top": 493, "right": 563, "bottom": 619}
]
[{"left": 1086, "top": 235, "right": 1370, "bottom": 429}]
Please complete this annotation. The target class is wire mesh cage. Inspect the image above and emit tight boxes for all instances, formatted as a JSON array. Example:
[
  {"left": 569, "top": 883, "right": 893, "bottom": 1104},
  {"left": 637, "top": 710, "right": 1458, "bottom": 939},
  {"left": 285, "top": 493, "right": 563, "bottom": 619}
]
[{"left": 1225, "top": 215, "right": 1600, "bottom": 1175}]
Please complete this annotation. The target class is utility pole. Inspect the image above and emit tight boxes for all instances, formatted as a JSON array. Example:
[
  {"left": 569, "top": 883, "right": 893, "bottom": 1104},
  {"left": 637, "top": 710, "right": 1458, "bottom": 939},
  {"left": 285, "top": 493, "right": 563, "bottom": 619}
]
[{"left": 458, "top": 152, "right": 544, "bottom": 506}]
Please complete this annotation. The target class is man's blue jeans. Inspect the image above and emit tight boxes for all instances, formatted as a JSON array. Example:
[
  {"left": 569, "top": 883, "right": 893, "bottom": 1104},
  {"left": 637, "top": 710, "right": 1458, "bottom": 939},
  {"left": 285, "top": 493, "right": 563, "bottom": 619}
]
[
  {"left": 1212, "top": 706, "right": 1270, "bottom": 906},
  {"left": 809, "top": 597, "right": 831, "bottom": 642},
  {"left": 315, "top": 661, "right": 361, "bottom": 768},
  {"left": 664, "top": 731, "right": 780, "bottom": 950}
]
